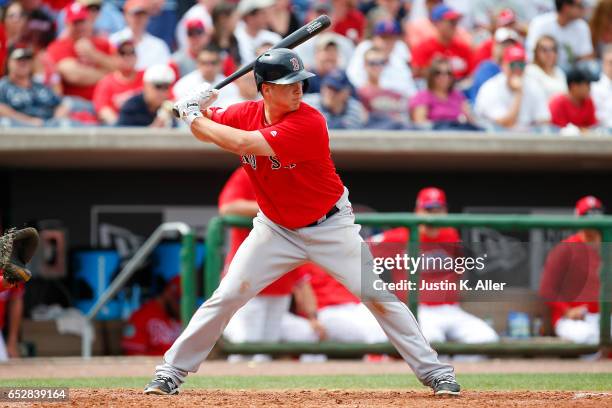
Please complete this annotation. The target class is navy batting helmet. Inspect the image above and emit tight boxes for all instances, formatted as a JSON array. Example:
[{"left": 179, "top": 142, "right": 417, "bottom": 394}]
[{"left": 253, "top": 48, "right": 315, "bottom": 92}]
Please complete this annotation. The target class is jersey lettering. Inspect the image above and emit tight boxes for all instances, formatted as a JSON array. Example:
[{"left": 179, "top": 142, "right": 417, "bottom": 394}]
[
  {"left": 241, "top": 154, "right": 257, "bottom": 170},
  {"left": 269, "top": 156, "right": 296, "bottom": 170}
]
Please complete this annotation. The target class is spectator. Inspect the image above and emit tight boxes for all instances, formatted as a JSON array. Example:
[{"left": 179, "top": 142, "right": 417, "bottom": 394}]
[
  {"left": 175, "top": 0, "right": 218, "bottom": 52},
  {"left": 170, "top": 19, "right": 210, "bottom": 79},
  {"left": 210, "top": 3, "right": 241, "bottom": 77},
  {"left": 470, "top": 0, "right": 555, "bottom": 37},
  {"left": 233, "top": 0, "right": 281, "bottom": 64},
  {"left": 549, "top": 68, "right": 597, "bottom": 131},
  {"left": 0, "top": 47, "right": 71, "bottom": 126},
  {"left": 0, "top": 282, "right": 23, "bottom": 361},
  {"left": 471, "top": 8, "right": 520, "bottom": 68},
  {"left": 370, "top": 187, "right": 499, "bottom": 344},
  {"left": 365, "top": 0, "right": 407, "bottom": 31},
  {"left": 146, "top": 0, "right": 178, "bottom": 50},
  {"left": 539, "top": 196, "right": 605, "bottom": 344},
  {"left": 117, "top": 63, "right": 175, "bottom": 127},
  {"left": 21, "top": 0, "right": 56, "bottom": 52},
  {"left": 475, "top": 45, "right": 550, "bottom": 130},
  {"left": 56, "top": 0, "right": 125, "bottom": 37},
  {"left": 47, "top": 2, "right": 116, "bottom": 101},
  {"left": 2, "top": 2, "right": 26, "bottom": 51},
  {"left": 303, "top": 69, "right": 368, "bottom": 129},
  {"left": 589, "top": 0, "right": 612, "bottom": 59},
  {"left": 92, "top": 39, "right": 143, "bottom": 126},
  {"left": 296, "top": 31, "right": 355, "bottom": 78},
  {"left": 122, "top": 276, "right": 182, "bottom": 356},
  {"left": 268, "top": 0, "right": 300, "bottom": 38},
  {"left": 110, "top": 0, "right": 170, "bottom": 71},
  {"left": 526, "top": 0, "right": 594, "bottom": 71},
  {"left": 591, "top": 45, "right": 612, "bottom": 129},
  {"left": 404, "top": 0, "right": 472, "bottom": 51},
  {"left": 525, "top": 35, "right": 568, "bottom": 102},
  {"left": 173, "top": 46, "right": 237, "bottom": 107},
  {"left": 329, "top": 0, "right": 366, "bottom": 44},
  {"left": 411, "top": 4, "right": 473, "bottom": 80},
  {"left": 410, "top": 57, "right": 478, "bottom": 130},
  {"left": 303, "top": 34, "right": 344, "bottom": 94},
  {"left": 357, "top": 46, "right": 409, "bottom": 129},
  {"left": 467, "top": 27, "right": 521, "bottom": 104},
  {"left": 347, "top": 20, "right": 416, "bottom": 98}
]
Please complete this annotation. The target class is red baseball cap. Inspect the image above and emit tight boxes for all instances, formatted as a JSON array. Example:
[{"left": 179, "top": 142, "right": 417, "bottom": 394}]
[
  {"left": 166, "top": 275, "right": 182, "bottom": 297},
  {"left": 65, "top": 2, "right": 89, "bottom": 23},
  {"left": 186, "top": 18, "right": 205, "bottom": 32},
  {"left": 497, "top": 8, "right": 516, "bottom": 27},
  {"left": 502, "top": 45, "right": 526, "bottom": 64},
  {"left": 416, "top": 187, "right": 447, "bottom": 210},
  {"left": 575, "top": 195, "right": 604, "bottom": 216}
]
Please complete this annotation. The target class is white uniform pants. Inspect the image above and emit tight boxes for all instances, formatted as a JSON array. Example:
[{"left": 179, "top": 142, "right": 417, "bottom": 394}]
[{"left": 157, "top": 188, "right": 454, "bottom": 386}]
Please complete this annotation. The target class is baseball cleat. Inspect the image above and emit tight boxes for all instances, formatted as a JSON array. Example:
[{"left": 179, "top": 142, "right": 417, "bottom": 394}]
[
  {"left": 144, "top": 375, "right": 180, "bottom": 395},
  {"left": 431, "top": 374, "right": 461, "bottom": 396}
]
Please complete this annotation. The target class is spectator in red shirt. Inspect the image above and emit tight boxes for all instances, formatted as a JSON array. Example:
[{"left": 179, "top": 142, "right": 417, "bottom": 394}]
[
  {"left": 93, "top": 38, "right": 144, "bottom": 125},
  {"left": 47, "top": 2, "right": 117, "bottom": 101},
  {"left": 170, "top": 19, "right": 210, "bottom": 80},
  {"left": 411, "top": 4, "right": 473, "bottom": 80},
  {"left": 539, "top": 196, "right": 606, "bottom": 344},
  {"left": 329, "top": 0, "right": 366, "bottom": 44},
  {"left": 472, "top": 8, "right": 520, "bottom": 69},
  {"left": 122, "top": 276, "right": 182, "bottom": 356},
  {"left": 549, "top": 68, "right": 598, "bottom": 132},
  {"left": 0, "top": 283, "right": 24, "bottom": 361}
]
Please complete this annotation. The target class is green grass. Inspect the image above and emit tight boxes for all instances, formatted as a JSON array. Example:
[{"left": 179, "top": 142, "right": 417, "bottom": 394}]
[{"left": 0, "top": 373, "right": 611, "bottom": 391}]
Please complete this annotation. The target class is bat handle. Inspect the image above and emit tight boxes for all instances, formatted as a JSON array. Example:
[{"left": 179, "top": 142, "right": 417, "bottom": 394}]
[{"left": 172, "top": 107, "right": 180, "bottom": 119}]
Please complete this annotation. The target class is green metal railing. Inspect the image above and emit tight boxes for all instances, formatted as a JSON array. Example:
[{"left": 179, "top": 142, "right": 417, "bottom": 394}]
[
  {"left": 203, "top": 213, "right": 612, "bottom": 352},
  {"left": 180, "top": 231, "right": 197, "bottom": 328}
]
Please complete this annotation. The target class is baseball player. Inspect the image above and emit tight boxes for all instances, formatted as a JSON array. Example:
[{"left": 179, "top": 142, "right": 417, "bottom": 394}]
[
  {"left": 144, "top": 48, "right": 460, "bottom": 396},
  {"left": 371, "top": 187, "right": 498, "bottom": 344}
]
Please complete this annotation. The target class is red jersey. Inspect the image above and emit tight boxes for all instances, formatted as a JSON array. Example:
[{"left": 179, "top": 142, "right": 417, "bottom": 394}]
[
  {"left": 539, "top": 233, "right": 600, "bottom": 326},
  {"left": 299, "top": 263, "right": 359, "bottom": 310},
  {"left": 218, "top": 167, "right": 306, "bottom": 295},
  {"left": 549, "top": 95, "right": 597, "bottom": 128},
  {"left": 121, "top": 299, "right": 182, "bottom": 356},
  {"left": 211, "top": 100, "right": 344, "bottom": 229},
  {"left": 93, "top": 71, "right": 144, "bottom": 116},
  {"left": 0, "top": 283, "right": 24, "bottom": 329},
  {"left": 370, "top": 226, "right": 462, "bottom": 305},
  {"left": 472, "top": 39, "right": 493, "bottom": 71},
  {"left": 0, "top": 24, "right": 7, "bottom": 77},
  {"left": 47, "top": 36, "right": 113, "bottom": 100},
  {"left": 411, "top": 37, "right": 474, "bottom": 79}
]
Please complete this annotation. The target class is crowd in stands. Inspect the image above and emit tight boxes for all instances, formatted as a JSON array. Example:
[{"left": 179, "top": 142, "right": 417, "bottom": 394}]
[{"left": 1, "top": 0, "right": 611, "bottom": 133}]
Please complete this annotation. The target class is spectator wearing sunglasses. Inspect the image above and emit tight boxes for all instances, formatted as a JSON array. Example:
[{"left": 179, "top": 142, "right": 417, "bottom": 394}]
[
  {"left": 549, "top": 68, "right": 597, "bottom": 132},
  {"left": 56, "top": 0, "right": 125, "bottom": 37},
  {"left": 117, "top": 64, "right": 175, "bottom": 127},
  {"left": 93, "top": 38, "right": 144, "bottom": 125},
  {"left": 475, "top": 46, "right": 550, "bottom": 131},
  {"left": 410, "top": 57, "right": 478, "bottom": 130},
  {"left": 525, "top": 35, "right": 568, "bottom": 102},
  {"left": 526, "top": 0, "right": 594, "bottom": 72},
  {"left": 170, "top": 19, "right": 210, "bottom": 79}
]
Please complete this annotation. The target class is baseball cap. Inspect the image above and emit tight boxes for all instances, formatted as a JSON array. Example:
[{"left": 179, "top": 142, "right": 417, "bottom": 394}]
[
  {"left": 124, "top": 0, "right": 149, "bottom": 14},
  {"left": 497, "top": 8, "right": 516, "bottom": 27},
  {"left": 65, "top": 2, "right": 89, "bottom": 23},
  {"left": 430, "top": 4, "right": 462, "bottom": 22},
  {"left": 186, "top": 18, "right": 205, "bottom": 33},
  {"left": 316, "top": 33, "right": 340, "bottom": 51},
  {"left": 373, "top": 20, "right": 401, "bottom": 36},
  {"left": 9, "top": 47, "right": 34, "bottom": 60},
  {"left": 144, "top": 64, "right": 176, "bottom": 84},
  {"left": 566, "top": 68, "right": 593, "bottom": 85},
  {"left": 416, "top": 187, "right": 447, "bottom": 210},
  {"left": 322, "top": 70, "right": 351, "bottom": 91},
  {"left": 575, "top": 195, "right": 604, "bottom": 216},
  {"left": 502, "top": 45, "right": 526, "bottom": 64},
  {"left": 494, "top": 27, "right": 520, "bottom": 44},
  {"left": 77, "top": 0, "right": 102, "bottom": 6},
  {"left": 165, "top": 275, "right": 182, "bottom": 297},
  {"left": 236, "top": 0, "right": 275, "bottom": 17}
]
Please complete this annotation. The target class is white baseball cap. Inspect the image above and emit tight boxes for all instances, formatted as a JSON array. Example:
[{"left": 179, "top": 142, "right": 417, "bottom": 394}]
[
  {"left": 494, "top": 27, "right": 520, "bottom": 44},
  {"left": 143, "top": 64, "right": 175, "bottom": 84},
  {"left": 237, "top": 0, "right": 275, "bottom": 17}
]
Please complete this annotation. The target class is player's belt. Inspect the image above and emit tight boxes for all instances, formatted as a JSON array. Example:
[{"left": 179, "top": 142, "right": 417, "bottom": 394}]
[{"left": 306, "top": 205, "right": 340, "bottom": 227}]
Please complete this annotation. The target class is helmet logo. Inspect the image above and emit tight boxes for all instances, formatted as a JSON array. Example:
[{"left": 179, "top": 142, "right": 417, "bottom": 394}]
[{"left": 289, "top": 57, "right": 300, "bottom": 71}]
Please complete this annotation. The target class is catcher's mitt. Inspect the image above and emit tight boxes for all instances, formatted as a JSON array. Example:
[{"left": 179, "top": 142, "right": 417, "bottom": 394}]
[{"left": 0, "top": 227, "right": 39, "bottom": 284}]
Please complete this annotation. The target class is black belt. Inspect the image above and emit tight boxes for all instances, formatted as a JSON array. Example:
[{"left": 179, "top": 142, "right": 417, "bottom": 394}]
[{"left": 306, "top": 205, "right": 340, "bottom": 227}]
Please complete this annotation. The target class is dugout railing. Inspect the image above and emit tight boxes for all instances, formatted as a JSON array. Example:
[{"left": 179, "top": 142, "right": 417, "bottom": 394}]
[{"left": 184, "top": 213, "right": 612, "bottom": 357}]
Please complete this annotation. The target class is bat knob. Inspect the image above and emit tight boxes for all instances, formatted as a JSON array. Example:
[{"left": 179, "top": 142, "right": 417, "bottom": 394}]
[{"left": 172, "top": 108, "right": 180, "bottom": 118}]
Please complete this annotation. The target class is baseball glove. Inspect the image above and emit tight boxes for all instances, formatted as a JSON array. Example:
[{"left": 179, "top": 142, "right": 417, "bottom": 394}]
[{"left": 0, "top": 227, "right": 39, "bottom": 284}]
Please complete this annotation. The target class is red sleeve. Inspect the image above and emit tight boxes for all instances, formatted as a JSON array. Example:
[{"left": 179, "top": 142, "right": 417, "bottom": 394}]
[
  {"left": 539, "top": 243, "right": 571, "bottom": 322},
  {"left": 0, "top": 25, "right": 6, "bottom": 77},
  {"left": 259, "top": 106, "right": 328, "bottom": 164},
  {"left": 411, "top": 40, "right": 432, "bottom": 69},
  {"left": 209, "top": 103, "right": 244, "bottom": 128},
  {"left": 92, "top": 75, "right": 112, "bottom": 113},
  {"left": 94, "top": 37, "right": 113, "bottom": 55},
  {"left": 47, "top": 40, "right": 74, "bottom": 64},
  {"left": 585, "top": 98, "right": 597, "bottom": 127},
  {"left": 218, "top": 168, "right": 256, "bottom": 206},
  {"left": 549, "top": 96, "right": 569, "bottom": 127},
  {"left": 121, "top": 310, "right": 149, "bottom": 355}
]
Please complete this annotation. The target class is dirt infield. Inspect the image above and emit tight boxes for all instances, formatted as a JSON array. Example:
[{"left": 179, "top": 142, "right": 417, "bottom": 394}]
[{"left": 25, "top": 389, "right": 612, "bottom": 408}]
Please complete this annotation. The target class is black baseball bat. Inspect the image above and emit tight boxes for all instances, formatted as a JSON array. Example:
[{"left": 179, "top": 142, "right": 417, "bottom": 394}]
[{"left": 173, "top": 14, "right": 332, "bottom": 118}]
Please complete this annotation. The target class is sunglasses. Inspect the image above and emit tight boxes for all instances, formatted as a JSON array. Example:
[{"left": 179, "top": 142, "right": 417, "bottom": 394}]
[
  {"left": 153, "top": 83, "right": 171, "bottom": 90},
  {"left": 537, "top": 46, "right": 557, "bottom": 53},
  {"left": 187, "top": 29, "right": 205, "bottom": 37},
  {"left": 6, "top": 12, "right": 25, "bottom": 19},
  {"left": 119, "top": 48, "right": 136, "bottom": 56},
  {"left": 87, "top": 5, "right": 101, "bottom": 12},
  {"left": 509, "top": 61, "right": 526, "bottom": 70},
  {"left": 433, "top": 69, "right": 453, "bottom": 76},
  {"left": 198, "top": 59, "right": 219, "bottom": 65},
  {"left": 366, "top": 59, "right": 386, "bottom": 67}
]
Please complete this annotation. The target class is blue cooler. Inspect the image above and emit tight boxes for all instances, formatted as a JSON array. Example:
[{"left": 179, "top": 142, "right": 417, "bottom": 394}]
[
  {"left": 73, "top": 250, "right": 122, "bottom": 320},
  {"left": 151, "top": 242, "right": 206, "bottom": 284}
]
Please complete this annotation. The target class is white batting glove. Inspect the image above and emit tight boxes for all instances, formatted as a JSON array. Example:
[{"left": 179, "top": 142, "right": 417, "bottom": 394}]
[{"left": 173, "top": 83, "right": 219, "bottom": 127}]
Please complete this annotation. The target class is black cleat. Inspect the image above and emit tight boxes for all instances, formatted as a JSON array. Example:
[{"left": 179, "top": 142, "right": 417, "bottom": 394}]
[
  {"left": 144, "top": 375, "right": 180, "bottom": 395},
  {"left": 431, "top": 375, "right": 461, "bottom": 396}
]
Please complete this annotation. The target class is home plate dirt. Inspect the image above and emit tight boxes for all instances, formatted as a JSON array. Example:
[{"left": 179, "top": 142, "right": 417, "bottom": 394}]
[{"left": 27, "top": 390, "right": 612, "bottom": 408}]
